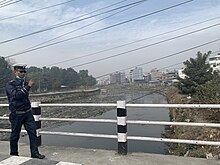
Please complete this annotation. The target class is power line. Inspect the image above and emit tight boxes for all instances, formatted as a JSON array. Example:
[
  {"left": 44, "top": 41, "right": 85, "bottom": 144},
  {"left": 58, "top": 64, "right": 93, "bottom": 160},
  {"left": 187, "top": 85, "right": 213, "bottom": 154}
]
[
  {"left": 0, "top": 0, "right": 144, "bottom": 45},
  {"left": 0, "top": 0, "right": 21, "bottom": 9},
  {"left": 0, "top": 0, "right": 14, "bottom": 5},
  {"left": 158, "top": 62, "right": 183, "bottom": 71},
  {"left": 0, "top": 0, "right": 10, "bottom": 3},
  {"left": 0, "top": 0, "right": 76, "bottom": 22},
  {"left": 69, "top": 22, "right": 220, "bottom": 68},
  {"left": 95, "top": 38, "right": 220, "bottom": 79},
  {"left": 4, "top": 0, "right": 194, "bottom": 58},
  {"left": 158, "top": 50, "right": 220, "bottom": 71},
  {"left": 45, "top": 0, "right": 129, "bottom": 29},
  {"left": 46, "top": 15, "right": 220, "bottom": 66},
  {"left": 0, "top": 0, "right": 21, "bottom": 8},
  {"left": 13, "top": 0, "right": 147, "bottom": 59}
]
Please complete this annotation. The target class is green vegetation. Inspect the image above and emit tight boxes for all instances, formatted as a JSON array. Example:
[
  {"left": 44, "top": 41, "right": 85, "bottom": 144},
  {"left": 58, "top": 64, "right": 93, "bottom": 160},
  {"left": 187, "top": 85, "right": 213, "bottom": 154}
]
[
  {"left": 167, "top": 51, "right": 220, "bottom": 158},
  {"left": 0, "top": 57, "right": 13, "bottom": 94},
  {"left": 0, "top": 57, "right": 96, "bottom": 94},
  {"left": 177, "top": 51, "right": 214, "bottom": 95},
  {"left": 177, "top": 51, "right": 220, "bottom": 121},
  {"left": 165, "top": 87, "right": 220, "bottom": 159},
  {"left": 193, "top": 76, "right": 220, "bottom": 104}
]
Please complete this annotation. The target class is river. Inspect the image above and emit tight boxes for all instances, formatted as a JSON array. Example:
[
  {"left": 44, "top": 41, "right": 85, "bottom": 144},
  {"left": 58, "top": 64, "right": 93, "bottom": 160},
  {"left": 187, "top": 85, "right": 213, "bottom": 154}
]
[{"left": 21, "top": 92, "right": 170, "bottom": 154}]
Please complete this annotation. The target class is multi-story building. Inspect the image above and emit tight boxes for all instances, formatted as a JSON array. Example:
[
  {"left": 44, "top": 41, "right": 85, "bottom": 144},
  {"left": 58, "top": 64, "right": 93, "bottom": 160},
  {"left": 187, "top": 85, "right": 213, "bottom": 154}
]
[
  {"left": 130, "top": 67, "right": 143, "bottom": 82},
  {"left": 109, "top": 72, "right": 126, "bottom": 84},
  {"left": 120, "top": 72, "right": 126, "bottom": 84},
  {"left": 97, "top": 78, "right": 110, "bottom": 86},
  {"left": 209, "top": 54, "right": 220, "bottom": 73},
  {"left": 164, "top": 70, "right": 178, "bottom": 84},
  {"left": 177, "top": 68, "right": 186, "bottom": 79},
  {"left": 150, "top": 68, "right": 163, "bottom": 82}
]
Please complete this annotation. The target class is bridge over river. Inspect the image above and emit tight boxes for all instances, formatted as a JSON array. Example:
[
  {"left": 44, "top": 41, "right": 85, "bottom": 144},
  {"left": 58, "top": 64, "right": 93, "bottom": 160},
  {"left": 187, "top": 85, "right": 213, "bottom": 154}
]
[
  {"left": 0, "top": 87, "right": 219, "bottom": 164},
  {"left": 0, "top": 141, "right": 218, "bottom": 165}
]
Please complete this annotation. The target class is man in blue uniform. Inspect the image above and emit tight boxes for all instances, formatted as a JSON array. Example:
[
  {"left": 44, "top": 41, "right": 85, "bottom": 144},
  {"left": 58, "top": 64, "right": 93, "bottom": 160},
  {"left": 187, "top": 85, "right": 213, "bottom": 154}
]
[{"left": 6, "top": 64, "right": 45, "bottom": 159}]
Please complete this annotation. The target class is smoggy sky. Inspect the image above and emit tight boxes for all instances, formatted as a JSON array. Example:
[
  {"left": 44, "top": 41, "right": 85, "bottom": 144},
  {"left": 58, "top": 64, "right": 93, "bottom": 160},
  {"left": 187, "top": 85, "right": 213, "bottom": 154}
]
[{"left": 0, "top": 0, "right": 220, "bottom": 78}]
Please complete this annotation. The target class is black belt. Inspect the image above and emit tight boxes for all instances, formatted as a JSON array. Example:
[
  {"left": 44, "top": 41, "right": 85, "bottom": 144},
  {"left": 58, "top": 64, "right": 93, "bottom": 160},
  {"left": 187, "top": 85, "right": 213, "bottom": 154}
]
[{"left": 15, "top": 109, "right": 31, "bottom": 114}]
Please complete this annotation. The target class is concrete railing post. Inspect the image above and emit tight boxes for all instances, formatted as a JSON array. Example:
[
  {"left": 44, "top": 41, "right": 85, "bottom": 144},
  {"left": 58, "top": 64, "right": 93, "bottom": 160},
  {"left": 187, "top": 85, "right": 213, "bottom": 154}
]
[
  {"left": 117, "top": 100, "right": 127, "bottom": 155},
  {"left": 31, "top": 102, "right": 41, "bottom": 146}
]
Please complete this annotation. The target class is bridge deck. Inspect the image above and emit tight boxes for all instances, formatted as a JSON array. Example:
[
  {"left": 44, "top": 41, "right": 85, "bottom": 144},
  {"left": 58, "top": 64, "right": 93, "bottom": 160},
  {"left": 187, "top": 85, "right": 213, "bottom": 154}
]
[{"left": 0, "top": 141, "right": 218, "bottom": 165}]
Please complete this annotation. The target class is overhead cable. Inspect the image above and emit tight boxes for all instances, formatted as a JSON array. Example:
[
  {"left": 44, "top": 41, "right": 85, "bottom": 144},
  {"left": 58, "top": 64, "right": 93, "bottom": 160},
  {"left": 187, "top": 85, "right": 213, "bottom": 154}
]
[
  {"left": 47, "top": 15, "right": 220, "bottom": 66},
  {"left": 14, "top": 0, "right": 147, "bottom": 58},
  {"left": 0, "top": 0, "right": 10, "bottom": 3},
  {"left": 0, "top": 0, "right": 14, "bottom": 5},
  {"left": 0, "top": 0, "right": 76, "bottom": 22},
  {"left": 95, "top": 38, "right": 220, "bottom": 79},
  {"left": 4, "top": 0, "right": 194, "bottom": 58},
  {"left": 158, "top": 50, "right": 220, "bottom": 71},
  {"left": 0, "top": 0, "right": 146, "bottom": 45},
  {"left": 46, "top": 0, "right": 129, "bottom": 29},
  {"left": 70, "top": 22, "right": 220, "bottom": 68},
  {"left": 0, "top": 0, "right": 21, "bottom": 9}
]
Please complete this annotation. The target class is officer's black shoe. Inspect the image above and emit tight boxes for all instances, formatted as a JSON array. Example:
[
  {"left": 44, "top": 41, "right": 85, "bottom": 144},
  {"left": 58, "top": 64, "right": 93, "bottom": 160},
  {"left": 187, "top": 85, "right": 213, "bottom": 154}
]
[
  {"left": 10, "top": 152, "right": 19, "bottom": 156},
  {"left": 31, "top": 153, "right": 45, "bottom": 159}
]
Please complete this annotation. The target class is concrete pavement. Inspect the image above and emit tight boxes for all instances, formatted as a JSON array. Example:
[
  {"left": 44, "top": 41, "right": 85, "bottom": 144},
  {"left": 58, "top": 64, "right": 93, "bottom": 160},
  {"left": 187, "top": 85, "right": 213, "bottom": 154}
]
[{"left": 0, "top": 141, "right": 219, "bottom": 165}]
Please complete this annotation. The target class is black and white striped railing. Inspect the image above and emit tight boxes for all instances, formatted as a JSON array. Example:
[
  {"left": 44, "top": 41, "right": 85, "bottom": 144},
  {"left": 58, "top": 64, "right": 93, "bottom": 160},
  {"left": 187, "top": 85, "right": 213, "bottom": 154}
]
[
  {"left": 31, "top": 102, "right": 41, "bottom": 146},
  {"left": 1, "top": 102, "right": 220, "bottom": 155},
  {"left": 117, "top": 101, "right": 127, "bottom": 155}
]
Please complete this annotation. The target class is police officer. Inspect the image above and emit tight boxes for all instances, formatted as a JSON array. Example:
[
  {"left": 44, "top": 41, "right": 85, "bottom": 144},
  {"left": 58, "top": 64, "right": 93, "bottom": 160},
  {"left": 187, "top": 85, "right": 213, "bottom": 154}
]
[{"left": 6, "top": 64, "right": 45, "bottom": 159}]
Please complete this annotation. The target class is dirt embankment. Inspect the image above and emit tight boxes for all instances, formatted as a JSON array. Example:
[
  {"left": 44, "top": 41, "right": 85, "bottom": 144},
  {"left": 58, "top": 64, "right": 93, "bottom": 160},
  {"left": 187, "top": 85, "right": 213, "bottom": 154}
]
[{"left": 162, "top": 87, "right": 220, "bottom": 159}]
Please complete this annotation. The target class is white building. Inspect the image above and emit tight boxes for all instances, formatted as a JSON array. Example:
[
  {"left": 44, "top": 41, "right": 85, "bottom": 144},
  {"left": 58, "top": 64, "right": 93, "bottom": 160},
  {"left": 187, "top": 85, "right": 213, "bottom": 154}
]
[
  {"left": 109, "top": 72, "right": 126, "bottom": 84},
  {"left": 130, "top": 67, "right": 143, "bottom": 82},
  {"left": 178, "top": 68, "right": 186, "bottom": 79},
  {"left": 150, "top": 68, "right": 163, "bottom": 82},
  {"left": 209, "top": 55, "right": 220, "bottom": 72}
]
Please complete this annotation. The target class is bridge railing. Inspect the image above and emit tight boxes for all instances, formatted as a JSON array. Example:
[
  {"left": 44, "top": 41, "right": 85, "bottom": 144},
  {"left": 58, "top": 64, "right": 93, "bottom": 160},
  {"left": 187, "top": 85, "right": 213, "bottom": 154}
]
[{"left": 0, "top": 101, "right": 220, "bottom": 155}]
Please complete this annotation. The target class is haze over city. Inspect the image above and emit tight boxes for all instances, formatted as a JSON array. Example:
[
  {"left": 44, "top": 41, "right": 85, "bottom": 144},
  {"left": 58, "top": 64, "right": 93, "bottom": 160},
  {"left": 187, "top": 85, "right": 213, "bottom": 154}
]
[{"left": 0, "top": 0, "right": 220, "bottom": 77}]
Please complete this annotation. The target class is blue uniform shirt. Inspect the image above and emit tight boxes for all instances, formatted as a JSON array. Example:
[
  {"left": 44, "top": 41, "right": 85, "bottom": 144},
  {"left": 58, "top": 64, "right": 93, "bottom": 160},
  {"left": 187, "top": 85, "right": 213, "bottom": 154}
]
[{"left": 6, "top": 78, "right": 31, "bottom": 113}]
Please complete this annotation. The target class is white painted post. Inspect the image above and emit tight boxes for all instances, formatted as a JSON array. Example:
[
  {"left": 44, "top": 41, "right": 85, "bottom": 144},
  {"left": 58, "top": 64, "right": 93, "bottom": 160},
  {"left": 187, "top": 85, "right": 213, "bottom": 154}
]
[
  {"left": 31, "top": 102, "right": 41, "bottom": 146},
  {"left": 117, "top": 100, "right": 127, "bottom": 155}
]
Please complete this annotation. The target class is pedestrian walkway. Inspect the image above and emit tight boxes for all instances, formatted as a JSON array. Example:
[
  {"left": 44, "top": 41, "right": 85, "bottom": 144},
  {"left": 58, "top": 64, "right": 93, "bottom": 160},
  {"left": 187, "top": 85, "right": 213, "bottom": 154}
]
[
  {"left": 0, "top": 155, "right": 81, "bottom": 165},
  {"left": 0, "top": 141, "right": 219, "bottom": 165}
]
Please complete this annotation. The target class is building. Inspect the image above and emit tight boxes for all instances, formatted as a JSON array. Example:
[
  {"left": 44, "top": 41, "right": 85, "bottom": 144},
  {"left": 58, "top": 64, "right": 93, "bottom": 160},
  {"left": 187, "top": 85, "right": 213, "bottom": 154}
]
[
  {"left": 209, "top": 55, "right": 220, "bottom": 73},
  {"left": 109, "top": 72, "right": 126, "bottom": 84},
  {"left": 130, "top": 67, "right": 143, "bottom": 82},
  {"left": 97, "top": 78, "right": 110, "bottom": 86},
  {"left": 177, "top": 68, "right": 186, "bottom": 79},
  {"left": 150, "top": 68, "right": 163, "bottom": 82},
  {"left": 120, "top": 72, "right": 126, "bottom": 84},
  {"left": 163, "top": 70, "right": 178, "bottom": 85}
]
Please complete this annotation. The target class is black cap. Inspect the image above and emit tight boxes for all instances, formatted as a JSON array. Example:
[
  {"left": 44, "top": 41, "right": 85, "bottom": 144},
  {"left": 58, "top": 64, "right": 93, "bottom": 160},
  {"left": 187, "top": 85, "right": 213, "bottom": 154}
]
[{"left": 13, "top": 64, "right": 27, "bottom": 71}]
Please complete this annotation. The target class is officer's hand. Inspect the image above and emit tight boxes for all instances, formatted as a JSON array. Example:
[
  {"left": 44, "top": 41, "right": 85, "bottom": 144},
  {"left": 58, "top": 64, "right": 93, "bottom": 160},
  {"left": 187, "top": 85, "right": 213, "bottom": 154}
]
[{"left": 28, "top": 79, "right": 34, "bottom": 87}]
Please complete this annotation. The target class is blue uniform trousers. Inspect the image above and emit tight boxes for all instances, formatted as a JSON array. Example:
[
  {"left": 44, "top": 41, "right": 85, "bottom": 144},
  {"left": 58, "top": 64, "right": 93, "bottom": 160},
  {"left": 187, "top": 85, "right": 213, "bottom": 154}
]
[{"left": 9, "top": 111, "right": 39, "bottom": 156}]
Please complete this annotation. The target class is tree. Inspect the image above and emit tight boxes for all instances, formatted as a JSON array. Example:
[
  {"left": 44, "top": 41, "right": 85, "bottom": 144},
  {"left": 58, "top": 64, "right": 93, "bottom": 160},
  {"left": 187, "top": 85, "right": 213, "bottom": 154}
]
[
  {"left": 61, "top": 68, "right": 79, "bottom": 88},
  {"left": 78, "top": 70, "right": 96, "bottom": 86},
  {"left": 0, "top": 57, "right": 13, "bottom": 94},
  {"left": 193, "top": 76, "right": 220, "bottom": 103},
  {"left": 177, "top": 51, "right": 213, "bottom": 94},
  {"left": 25, "top": 66, "right": 96, "bottom": 92}
]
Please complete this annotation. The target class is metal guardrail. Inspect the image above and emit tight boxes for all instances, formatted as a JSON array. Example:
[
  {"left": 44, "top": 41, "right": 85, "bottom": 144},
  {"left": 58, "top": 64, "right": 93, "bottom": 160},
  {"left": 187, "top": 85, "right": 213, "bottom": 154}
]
[{"left": 0, "top": 102, "right": 220, "bottom": 155}]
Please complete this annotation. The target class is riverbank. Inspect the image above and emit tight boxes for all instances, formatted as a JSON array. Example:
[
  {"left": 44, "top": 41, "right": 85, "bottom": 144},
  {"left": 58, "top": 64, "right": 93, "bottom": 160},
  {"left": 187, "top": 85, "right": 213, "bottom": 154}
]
[{"left": 161, "top": 86, "right": 220, "bottom": 160}]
